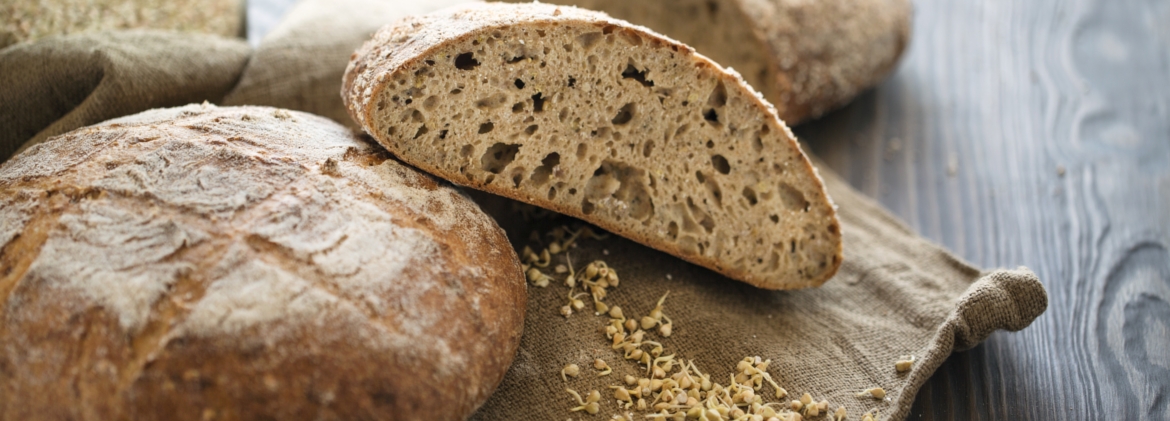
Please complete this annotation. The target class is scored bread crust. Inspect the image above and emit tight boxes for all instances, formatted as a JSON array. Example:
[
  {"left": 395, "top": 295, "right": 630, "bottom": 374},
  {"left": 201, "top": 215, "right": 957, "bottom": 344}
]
[
  {"left": 343, "top": 3, "right": 842, "bottom": 290},
  {"left": 0, "top": 104, "right": 525, "bottom": 421}
]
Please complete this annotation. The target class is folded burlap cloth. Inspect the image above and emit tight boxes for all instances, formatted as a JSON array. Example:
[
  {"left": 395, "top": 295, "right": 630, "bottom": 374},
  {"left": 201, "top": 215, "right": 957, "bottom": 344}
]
[
  {"left": 0, "top": 3, "right": 1047, "bottom": 419},
  {"left": 0, "top": 30, "right": 250, "bottom": 161}
]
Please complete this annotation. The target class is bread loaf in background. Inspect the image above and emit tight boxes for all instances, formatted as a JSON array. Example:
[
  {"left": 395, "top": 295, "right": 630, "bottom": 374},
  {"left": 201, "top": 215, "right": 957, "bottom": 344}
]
[
  {"left": 344, "top": 3, "right": 842, "bottom": 289},
  {"left": 502, "top": 0, "right": 912, "bottom": 124},
  {"left": 0, "top": 104, "right": 526, "bottom": 421}
]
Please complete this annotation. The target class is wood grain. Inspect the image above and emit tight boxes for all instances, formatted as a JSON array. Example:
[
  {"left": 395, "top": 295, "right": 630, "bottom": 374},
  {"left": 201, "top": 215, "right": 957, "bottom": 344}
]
[
  {"left": 246, "top": 0, "right": 1170, "bottom": 419},
  {"left": 794, "top": 0, "right": 1170, "bottom": 419}
]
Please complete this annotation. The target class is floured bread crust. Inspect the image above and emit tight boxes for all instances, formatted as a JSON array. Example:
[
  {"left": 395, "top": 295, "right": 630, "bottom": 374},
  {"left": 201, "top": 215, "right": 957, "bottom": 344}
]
[
  {"left": 343, "top": 3, "right": 842, "bottom": 289},
  {"left": 0, "top": 104, "right": 525, "bottom": 421}
]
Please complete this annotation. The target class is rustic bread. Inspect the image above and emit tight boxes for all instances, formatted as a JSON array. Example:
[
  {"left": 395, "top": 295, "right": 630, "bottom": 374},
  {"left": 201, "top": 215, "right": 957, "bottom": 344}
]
[
  {"left": 343, "top": 3, "right": 842, "bottom": 290},
  {"left": 1, "top": 0, "right": 243, "bottom": 49},
  {"left": 0, "top": 104, "right": 525, "bottom": 421},
  {"left": 501, "top": 0, "right": 912, "bottom": 124}
]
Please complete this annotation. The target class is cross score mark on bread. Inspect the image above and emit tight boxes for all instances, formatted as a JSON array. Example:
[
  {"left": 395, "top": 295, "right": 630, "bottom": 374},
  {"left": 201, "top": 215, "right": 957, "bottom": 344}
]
[
  {"left": 344, "top": 3, "right": 842, "bottom": 289},
  {"left": 0, "top": 105, "right": 525, "bottom": 420}
]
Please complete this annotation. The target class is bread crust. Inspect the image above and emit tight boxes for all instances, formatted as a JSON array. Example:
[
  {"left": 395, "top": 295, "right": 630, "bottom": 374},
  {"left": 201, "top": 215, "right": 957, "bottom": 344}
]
[
  {"left": 343, "top": 3, "right": 842, "bottom": 289},
  {"left": 0, "top": 104, "right": 525, "bottom": 421}
]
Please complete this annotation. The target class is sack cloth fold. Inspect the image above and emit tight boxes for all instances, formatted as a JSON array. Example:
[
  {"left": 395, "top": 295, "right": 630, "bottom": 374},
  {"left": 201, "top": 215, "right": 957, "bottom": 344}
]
[
  {"left": 0, "top": 30, "right": 250, "bottom": 161},
  {"left": 467, "top": 162, "right": 1046, "bottom": 421},
  {"left": 221, "top": 0, "right": 469, "bottom": 127},
  {"left": 0, "top": 8, "right": 1047, "bottom": 421}
]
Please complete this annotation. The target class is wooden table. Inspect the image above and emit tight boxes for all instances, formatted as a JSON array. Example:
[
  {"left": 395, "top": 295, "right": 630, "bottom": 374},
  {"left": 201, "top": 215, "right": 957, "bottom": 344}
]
[
  {"left": 795, "top": 0, "right": 1170, "bottom": 419},
  {"left": 248, "top": 0, "right": 1170, "bottom": 419}
]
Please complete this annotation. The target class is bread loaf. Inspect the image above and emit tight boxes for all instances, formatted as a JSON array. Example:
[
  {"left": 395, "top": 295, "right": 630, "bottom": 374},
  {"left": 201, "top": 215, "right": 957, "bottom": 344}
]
[
  {"left": 343, "top": 3, "right": 842, "bottom": 290},
  {"left": 0, "top": 104, "right": 525, "bottom": 421},
  {"left": 501, "top": 0, "right": 912, "bottom": 124}
]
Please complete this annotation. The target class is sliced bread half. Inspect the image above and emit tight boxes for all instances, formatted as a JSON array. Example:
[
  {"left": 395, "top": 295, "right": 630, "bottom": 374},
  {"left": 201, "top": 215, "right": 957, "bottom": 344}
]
[{"left": 343, "top": 2, "right": 842, "bottom": 289}]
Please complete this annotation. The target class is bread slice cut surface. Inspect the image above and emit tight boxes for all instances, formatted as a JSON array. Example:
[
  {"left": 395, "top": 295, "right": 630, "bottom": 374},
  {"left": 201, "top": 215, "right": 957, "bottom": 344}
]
[{"left": 344, "top": 2, "right": 841, "bottom": 289}]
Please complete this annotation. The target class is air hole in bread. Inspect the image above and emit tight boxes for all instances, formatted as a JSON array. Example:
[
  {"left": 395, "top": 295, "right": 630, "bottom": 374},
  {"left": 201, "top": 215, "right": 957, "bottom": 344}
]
[
  {"left": 777, "top": 182, "right": 809, "bottom": 212},
  {"left": 531, "top": 93, "right": 546, "bottom": 112},
  {"left": 510, "top": 167, "right": 525, "bottom": 187},
  {"left": 476, "top": 93, "right": 508, "bottom": 109},
  {"left": 524, "top": 125, "right": 539, "bottom": 136},
  {"left": 711, "top": 155, "right": 730, "bottom": 174},
  {"left": 455, "top": 52, "right": 480, "bottom": 70},
  {"left": 703, "top": 108, "right": 719, "bottom": 125},
  {"left": 742, "top": 187, "right": 758, "bottom": 206},
  {"left": 642, "top": 140, "right": 654, "bottom": 158},
  {"left": 423, "top": 96, "right": 439, "bottom": 110},
  {"left": 514, "top": 79, "right": 525, "bottom": 89},
  {"left": 686, "top": 197, "right": 715, "bottom": 234},
  {"left": 512, "top": 102, "right": 526, "bottom": 113},
  {"left": 577, "top": 32, "right": 603, "bottom": 49},
  {"left": 481, "top": 143, "right": 520, "bottom": 174},
  {"left": 667, "top": 221, "right": 679, "bottom": 240},
  {"left": 568, "top": 76, "right": 576, "bottom": 87},
  {"left": 583, "top": 160, "right": 654, "bottom": 221},
  {"left": 704, "top": 176, "right": 723, "bottom": 207},
  {"left": 611, "top": 103, "right": 635, "bottom": 125},
  {"left": 620, "top": 30, "right": 643, "bottom": 46},
  {"left": 479, "top": 122, "right": 495, "bottom": 134},
  {"left": 707, "top": 80, "right": 728, "bottom": 108},
  {"left": 621, "top": 63, "right": 654, "bottom": 87},
  {"left": 413, "top": 125, "right": 429, "bottom": 139},
  {"left": 576, "top": 143, "right": 588, "bottom": 159},
  {"left": 531, "top": 152, "right": 560, "bottom": 186}
]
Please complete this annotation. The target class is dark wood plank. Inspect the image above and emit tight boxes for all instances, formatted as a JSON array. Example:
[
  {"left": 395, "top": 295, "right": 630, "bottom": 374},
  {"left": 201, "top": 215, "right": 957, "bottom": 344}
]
[{"left": 794, "top": 0, "right": 1170, "bottom": 419}]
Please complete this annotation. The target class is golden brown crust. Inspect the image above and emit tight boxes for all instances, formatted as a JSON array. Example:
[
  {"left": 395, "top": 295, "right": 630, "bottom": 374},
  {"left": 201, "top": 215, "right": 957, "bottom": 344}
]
[
  {"left": 343, "top": 3, "right": 841, "bottom": 290},
  {"left": 0, "top": 104, "right": 525, "bottom": 421}
]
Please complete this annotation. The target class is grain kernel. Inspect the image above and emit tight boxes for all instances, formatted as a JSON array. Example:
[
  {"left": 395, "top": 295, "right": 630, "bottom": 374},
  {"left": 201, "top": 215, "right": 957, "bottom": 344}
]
[{"left": 562, "top": 363, "right": 580, "bottom": 381}]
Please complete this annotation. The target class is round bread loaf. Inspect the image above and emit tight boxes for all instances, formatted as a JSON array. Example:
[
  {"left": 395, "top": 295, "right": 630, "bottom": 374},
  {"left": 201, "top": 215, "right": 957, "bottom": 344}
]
[{"left": 0, "top": 104, "right": 526, "bottom": 421}]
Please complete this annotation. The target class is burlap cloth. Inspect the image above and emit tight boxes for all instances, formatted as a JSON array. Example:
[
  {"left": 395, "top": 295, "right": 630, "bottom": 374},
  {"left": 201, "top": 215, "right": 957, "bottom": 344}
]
[
  {"left": 0, "top": 2, "right": 1048, "bottom": 420},
  {"left": 0, "top": 30, "right": 251, "bottom": 161}
]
